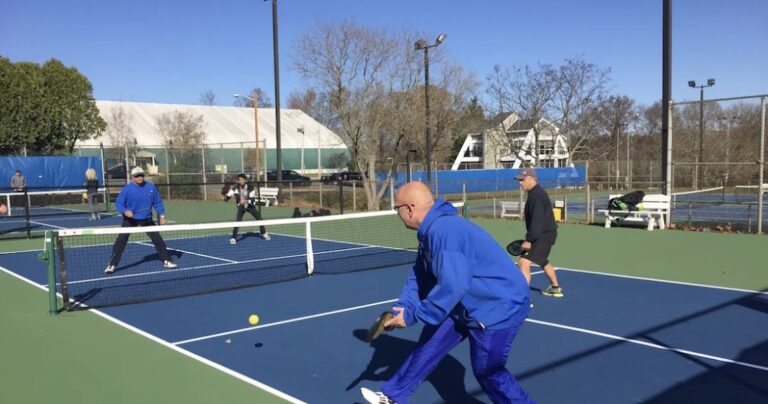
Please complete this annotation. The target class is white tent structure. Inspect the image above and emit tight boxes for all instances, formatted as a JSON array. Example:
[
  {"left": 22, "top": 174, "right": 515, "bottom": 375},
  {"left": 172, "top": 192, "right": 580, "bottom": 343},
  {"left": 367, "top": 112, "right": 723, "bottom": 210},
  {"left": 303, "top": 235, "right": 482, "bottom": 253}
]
[{"left": 75, "top": 101, "right": 347, "bottom": 176}]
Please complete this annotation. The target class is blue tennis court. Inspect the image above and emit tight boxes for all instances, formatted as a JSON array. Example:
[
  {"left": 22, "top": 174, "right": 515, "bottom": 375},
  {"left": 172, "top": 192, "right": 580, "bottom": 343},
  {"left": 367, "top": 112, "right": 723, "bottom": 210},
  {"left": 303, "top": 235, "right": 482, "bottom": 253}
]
[{"left": 1, "top": 228, "right": 766, "bottom": 403}]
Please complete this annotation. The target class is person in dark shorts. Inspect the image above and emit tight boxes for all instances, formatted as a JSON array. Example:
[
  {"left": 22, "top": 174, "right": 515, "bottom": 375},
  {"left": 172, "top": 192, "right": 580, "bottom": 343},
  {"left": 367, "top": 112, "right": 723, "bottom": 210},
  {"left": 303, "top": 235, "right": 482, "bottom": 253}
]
[{"left": 516, "top": 167, "right": 563, "bottom": 297}]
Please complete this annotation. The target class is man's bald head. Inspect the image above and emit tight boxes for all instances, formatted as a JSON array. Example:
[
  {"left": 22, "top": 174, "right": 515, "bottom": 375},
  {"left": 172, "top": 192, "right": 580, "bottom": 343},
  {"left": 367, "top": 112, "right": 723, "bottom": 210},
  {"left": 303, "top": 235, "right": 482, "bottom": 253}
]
[{"left": 394, "top": 182, "right": 435, "bottom": 230}]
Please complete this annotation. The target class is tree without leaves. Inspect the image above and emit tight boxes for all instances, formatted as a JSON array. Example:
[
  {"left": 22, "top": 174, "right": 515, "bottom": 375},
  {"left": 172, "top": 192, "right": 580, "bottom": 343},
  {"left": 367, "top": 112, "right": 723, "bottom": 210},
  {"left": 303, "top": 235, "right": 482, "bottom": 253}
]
[
  {"left": 234, "top": 88, "right": 273, "bottom": 108},
  {"left": 293, "top": 20, "right": 399, "bottom": 210},
  {"left": 199, "top": 90, "right": 216, "bottom": 106},
  {"left": 103, "top": 106, "right": 135, "bottom": 161}
]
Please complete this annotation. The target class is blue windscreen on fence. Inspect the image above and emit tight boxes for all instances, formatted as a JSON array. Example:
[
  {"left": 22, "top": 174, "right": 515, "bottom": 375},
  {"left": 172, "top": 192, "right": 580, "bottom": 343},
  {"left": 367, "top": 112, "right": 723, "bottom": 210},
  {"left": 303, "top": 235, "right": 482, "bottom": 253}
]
[
  {"left": 0, "top": 156, "right": 104, "bottom": 191},
  {"left": 384, "top": 166, "right": 586, "bottom": 194}
]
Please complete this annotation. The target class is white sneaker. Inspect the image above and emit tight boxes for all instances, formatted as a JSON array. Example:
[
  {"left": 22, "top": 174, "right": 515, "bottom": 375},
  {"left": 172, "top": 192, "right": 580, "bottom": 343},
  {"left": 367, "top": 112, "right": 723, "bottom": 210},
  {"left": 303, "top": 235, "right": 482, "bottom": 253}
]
[
  {"left": 229, "top": 237, "right": 237, "bottom": 245},
  {"left": 163, "top": 260, "right": 177, "bottom": 269},
  {"left": 104, "top": 265, "right": 115, "bottom": 274},
  {"left": 259, "top": 233, "right": 271, "bottom": 240},
  {"left": 360, "top": 387, "right": 395, "bottom": 404}
]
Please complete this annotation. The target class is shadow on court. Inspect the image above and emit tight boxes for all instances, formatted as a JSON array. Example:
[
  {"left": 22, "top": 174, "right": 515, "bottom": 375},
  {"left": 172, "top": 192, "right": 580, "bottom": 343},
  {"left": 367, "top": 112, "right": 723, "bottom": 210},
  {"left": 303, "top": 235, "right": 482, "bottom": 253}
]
[
  {"left": 643, "top": 338, "right": 768, "bottom": 403},
  {"left": 346, "top": 329, "right": 484, "bottom": 404}
]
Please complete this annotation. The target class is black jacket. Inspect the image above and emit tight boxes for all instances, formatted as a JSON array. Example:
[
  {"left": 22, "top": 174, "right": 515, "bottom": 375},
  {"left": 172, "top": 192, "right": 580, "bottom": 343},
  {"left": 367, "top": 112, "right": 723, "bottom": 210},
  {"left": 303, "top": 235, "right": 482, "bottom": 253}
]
[
  {"left": 524, "top": 184, "right": 558, "bottom": 242},
  {"left": 85, "top": 178, "right": 99, "bottom": 194}
]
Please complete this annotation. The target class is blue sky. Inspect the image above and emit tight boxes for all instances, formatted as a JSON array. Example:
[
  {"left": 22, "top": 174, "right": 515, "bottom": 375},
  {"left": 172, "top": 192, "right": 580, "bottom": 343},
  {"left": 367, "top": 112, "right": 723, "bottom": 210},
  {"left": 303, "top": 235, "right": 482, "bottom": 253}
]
[{"left": 1, "top": 0, "right": 766, "bottom": 108}]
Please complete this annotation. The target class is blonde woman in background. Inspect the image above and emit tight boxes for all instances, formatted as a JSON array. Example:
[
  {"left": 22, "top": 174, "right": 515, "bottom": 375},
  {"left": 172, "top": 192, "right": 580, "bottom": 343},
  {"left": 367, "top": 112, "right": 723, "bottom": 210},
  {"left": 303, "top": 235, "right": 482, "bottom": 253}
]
[{"left": 84, "top": 168, "right": 101, "bottom": 220}]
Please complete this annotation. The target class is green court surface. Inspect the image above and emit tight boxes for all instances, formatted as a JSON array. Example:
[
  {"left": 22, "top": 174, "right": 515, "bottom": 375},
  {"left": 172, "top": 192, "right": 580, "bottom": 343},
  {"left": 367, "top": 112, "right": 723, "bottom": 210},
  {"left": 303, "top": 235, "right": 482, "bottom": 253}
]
[{"left": 1, "top": 208, "right": 766, "bottom": 403}]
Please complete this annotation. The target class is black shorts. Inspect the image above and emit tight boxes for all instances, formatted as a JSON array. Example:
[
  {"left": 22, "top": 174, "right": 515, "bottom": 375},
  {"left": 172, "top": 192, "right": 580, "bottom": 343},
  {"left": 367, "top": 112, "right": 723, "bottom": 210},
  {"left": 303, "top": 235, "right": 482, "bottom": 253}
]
[{"left": 523, "top": 230, "right": 557, "bottom": 267}]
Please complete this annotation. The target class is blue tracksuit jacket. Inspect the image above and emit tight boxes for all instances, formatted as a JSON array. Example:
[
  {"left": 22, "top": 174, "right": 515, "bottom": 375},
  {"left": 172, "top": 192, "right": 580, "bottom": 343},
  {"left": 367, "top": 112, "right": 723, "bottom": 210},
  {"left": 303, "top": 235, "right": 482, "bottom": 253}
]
[
  {"left": 115, "top": 181, "right": 165, "bottom": 220},
  {"left": 395, "top": 198, "right": 530, "bottom": 330}
]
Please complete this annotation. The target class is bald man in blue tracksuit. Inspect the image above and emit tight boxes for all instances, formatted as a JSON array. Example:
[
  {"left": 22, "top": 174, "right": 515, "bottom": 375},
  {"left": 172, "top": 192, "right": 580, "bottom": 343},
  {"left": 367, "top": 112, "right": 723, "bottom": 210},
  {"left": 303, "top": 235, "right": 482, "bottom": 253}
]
[
  {"left": 104, "top": 167, "right": 176, "bottom": 273},
  {"left": 361, "top": 182, "right": 534, "bottom": 404}
]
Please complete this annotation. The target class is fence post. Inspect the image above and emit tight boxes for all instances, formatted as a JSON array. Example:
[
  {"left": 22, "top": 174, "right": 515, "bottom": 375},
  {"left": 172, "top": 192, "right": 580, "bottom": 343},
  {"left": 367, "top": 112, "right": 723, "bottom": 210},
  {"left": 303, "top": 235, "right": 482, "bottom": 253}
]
[
  {"left": 758, "top": 96, "right": 765, "bottom": 234},
  {"left": 353, "top": 181, "right": 357, "bottom": 211},
  {"left": 462, "top": 182, "right": 466, "bottom": 203},
  {"left": 585, "top": 161, "right": 590, "bottom": 224},
  {"left": 389, "top": 180, "right": 395, "bottom": 211},
  {"left": 201, "top": 144, "right": 207, "bottom": 201}
]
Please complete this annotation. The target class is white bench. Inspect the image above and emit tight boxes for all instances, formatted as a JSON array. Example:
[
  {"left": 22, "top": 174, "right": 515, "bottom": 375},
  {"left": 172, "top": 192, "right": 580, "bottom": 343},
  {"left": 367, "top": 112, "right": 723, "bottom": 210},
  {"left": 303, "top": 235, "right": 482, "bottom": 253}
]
[
  {"left": 255, "top": 187, "right": 279, "bottom": 206},
  {"left": 599, "top": 194, "right": 670, "bottom": 231},
  {"left": 500, "top": 201, "right": 521, "bottom": 219}
]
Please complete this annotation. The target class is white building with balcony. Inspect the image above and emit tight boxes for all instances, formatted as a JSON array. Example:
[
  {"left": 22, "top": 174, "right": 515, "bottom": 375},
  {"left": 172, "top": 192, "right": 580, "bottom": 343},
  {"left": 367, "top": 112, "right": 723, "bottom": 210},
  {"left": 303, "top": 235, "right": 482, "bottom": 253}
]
[{"left": 451, "top": 112, "right": 571, "bottom": 170}]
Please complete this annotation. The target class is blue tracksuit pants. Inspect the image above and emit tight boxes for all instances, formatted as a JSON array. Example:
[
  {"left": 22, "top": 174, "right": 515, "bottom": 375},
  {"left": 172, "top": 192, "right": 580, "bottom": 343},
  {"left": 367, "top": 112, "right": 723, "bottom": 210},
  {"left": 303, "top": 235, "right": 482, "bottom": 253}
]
[{"left": 381, "top": 314, "right": 535, "bottom": 404}]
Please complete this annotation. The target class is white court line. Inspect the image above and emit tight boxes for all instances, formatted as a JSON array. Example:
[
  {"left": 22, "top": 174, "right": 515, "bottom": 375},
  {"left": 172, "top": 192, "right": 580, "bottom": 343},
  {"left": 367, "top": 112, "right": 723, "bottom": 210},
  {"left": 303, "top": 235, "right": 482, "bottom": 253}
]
[
  {"left": 524, "top": 318, "right": 768, "bottom": 372},
  {"left": 0, "top": 264, "right": 306, "bottom": 404},
  {"left": 174, "top": 270, "right": 545, "bottom": 345},
  {"left": 173, "top": 299, "right": 399, "bottom": 346},
  {"left": 136, "top": 241, "right": 238, "bottom": 264},
  {"left": 555, "top": 266, "right": 768, "bottom": 296}
]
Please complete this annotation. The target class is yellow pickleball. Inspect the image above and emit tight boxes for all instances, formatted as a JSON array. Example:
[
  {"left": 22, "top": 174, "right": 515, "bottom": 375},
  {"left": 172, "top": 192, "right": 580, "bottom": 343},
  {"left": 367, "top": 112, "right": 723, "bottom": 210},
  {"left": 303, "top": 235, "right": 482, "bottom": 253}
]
[{"left": 248, "top": 314, "right": 260, "bottom": 325}]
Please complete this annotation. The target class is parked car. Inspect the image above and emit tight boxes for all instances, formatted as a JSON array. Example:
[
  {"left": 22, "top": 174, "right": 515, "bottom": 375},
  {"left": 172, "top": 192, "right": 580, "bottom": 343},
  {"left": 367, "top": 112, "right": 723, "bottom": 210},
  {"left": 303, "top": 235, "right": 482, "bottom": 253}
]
[
  {"left": 266, "top": 170, "right": 311, "bottom": 187},
  {"left": 321, "top": 171, "right": 365, "bottom": 186},
  {"left": 105, "top": 163, "right": 127, "bottom": 179}
]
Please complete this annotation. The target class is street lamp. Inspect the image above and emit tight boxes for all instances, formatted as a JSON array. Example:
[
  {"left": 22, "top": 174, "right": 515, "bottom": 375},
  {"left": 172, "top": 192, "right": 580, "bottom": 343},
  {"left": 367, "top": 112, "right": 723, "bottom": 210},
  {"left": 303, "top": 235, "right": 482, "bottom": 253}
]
[
  {"left": 688, "top": 78, "right": 715, "bottom": 189},
  {"left": 234, "top": 92, "right": 261, "bottom": 181},
  {"left": 415, "top": 33, "right": 447, "bottom": 185},
  {"left": 265, "top": 0, "right": 282, "bottom": 182}
]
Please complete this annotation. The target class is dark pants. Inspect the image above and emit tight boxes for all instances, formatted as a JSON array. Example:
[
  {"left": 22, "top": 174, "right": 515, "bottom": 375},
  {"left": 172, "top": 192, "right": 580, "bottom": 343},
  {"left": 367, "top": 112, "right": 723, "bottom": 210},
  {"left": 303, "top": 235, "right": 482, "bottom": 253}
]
[
  {"left": 109, "top": 217, "right": 171, "bottom": 267},
  {"left": 382, "top": 314, "right": 534, "bottom": 404},
  {"left": 231, "top": 204, "right": 266, "bottom": 238}
]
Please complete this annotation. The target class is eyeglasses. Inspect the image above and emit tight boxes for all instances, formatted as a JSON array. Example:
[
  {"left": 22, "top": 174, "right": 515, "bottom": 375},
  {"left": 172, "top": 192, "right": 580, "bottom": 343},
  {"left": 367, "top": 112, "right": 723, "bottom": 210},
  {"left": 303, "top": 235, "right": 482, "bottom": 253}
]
[
  {"left": 393, "top": 203, "right": 413, "bottom": 212},
  {"left": 132, "top": 174, "right": 145, "bottom": 178}
]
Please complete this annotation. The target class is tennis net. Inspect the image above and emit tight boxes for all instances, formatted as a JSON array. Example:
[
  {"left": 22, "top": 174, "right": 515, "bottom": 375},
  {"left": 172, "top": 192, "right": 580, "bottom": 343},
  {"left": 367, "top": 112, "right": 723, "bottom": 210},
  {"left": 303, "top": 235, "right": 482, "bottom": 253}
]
[
  {"left": 733, "top": 185, "right": 768, "bottom": 203},
  {"left": 1, "top": 188, "right": 108, "bottom": 217},
  {"left": 671, "top": 187, "right": 726, "bottom": 204},
  {"left": 45, "top": 203, "right": 464, "bottom": 312}
]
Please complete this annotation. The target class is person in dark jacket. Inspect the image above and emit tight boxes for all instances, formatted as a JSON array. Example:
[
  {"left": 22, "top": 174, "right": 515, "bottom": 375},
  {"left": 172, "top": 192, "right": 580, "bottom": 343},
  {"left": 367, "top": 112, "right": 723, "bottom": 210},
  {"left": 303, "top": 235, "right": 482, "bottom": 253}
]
[
  {"left": 104, "top": 166, "right": 176, "bottom": 273},
  {"left": 516, "top": 167, "right": 563, "bottom": 297},
  {"left": 222, "top": 173, "right": 270, "bottom": 244},
  {"left": 84, "top": 168, "right": 101, "bottom": 220},
  {"left": 360, "top": 181, "right": 534, "bottom": 404}
]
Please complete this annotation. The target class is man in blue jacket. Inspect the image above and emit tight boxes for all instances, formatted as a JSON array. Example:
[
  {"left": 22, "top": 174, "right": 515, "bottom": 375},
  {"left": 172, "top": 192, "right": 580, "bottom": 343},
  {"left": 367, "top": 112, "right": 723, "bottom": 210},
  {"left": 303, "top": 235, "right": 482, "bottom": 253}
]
[
  {"left": 361, "top": 182, "right": 534, "bottom": 404},
  {"left": 104, "top": 167, "right": 176, "bottom": 273}
]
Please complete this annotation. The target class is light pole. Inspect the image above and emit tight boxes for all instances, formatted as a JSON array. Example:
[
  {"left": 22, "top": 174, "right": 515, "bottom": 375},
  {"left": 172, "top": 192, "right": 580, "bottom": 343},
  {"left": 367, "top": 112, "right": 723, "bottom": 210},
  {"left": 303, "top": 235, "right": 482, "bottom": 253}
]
[
  {"left": 615, "top": 125, "right": 620, "bottom": 190},
  {"left": 234, "top": 92, "right": 261, "bottom": 181},
  {"left": 688, "top": 78, "right": 715, "bottom": 189},
  {"left": 266, "top": 0, "right": 282, "bottom": 182},
  {"left": 625, "top": 123, "right": 631, "bottom": 189},
  {"left": 415, "top": 33, "right": 446, "bottom": 185}
]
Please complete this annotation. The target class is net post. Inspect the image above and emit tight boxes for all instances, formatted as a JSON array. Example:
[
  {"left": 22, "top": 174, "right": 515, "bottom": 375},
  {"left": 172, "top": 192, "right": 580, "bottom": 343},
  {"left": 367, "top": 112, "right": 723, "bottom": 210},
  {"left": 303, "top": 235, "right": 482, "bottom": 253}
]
[
  {"left": 305, "top": 221, "right": 314, "bottom": 275},
  {"left": 24, "top": 188, "right": 31, "bottom": 239},
  {"left": 56, "top": 233, "right": 70, "bottom": 311},
  {"left": 45, "top": 231, "right": 58, "bottom": 314}
]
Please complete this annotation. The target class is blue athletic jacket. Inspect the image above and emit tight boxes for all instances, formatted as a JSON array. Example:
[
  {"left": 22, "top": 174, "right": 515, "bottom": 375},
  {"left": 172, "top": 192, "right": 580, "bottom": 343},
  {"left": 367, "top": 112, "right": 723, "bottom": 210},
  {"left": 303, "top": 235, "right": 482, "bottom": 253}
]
[
  {"left": 115, "top": 181, "right": 165, "bottom": 220},
  {"left": 395, "top": 199, "right": 530, "bottom": 330}
]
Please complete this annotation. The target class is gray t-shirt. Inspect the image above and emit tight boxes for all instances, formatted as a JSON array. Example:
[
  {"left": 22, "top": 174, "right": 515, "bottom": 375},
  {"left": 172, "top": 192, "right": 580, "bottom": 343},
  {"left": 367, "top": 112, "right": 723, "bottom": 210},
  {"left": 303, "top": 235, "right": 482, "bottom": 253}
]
[{"left": 11, "top": 174, "right": 26, "bottom": 189}]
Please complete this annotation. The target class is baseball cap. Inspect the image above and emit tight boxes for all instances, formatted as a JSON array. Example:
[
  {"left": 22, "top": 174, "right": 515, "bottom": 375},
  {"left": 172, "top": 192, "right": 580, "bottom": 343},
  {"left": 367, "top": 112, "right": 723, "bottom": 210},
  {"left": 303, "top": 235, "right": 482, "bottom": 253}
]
[
  {"left": 514, "top": 167, "right": 537, "bottom": 180},
  {"left": 131, "top": 166, "right": 145, "bottom": 177}
]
